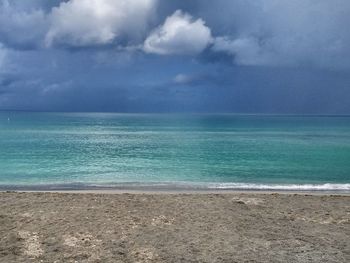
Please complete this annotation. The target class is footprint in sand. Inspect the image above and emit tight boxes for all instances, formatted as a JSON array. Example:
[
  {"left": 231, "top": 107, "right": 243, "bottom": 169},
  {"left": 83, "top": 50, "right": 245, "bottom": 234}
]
[
  {"left": 131, "top": 247, "right": 158, "bottom": 263},
  {"left": 232, "top": 197, "right": 264, "bottom": 205},
  {"left": 151, "top": 215, "right": 175, "bottom": 226},
  {"left": 18, "top": 231, "right": 43, "bottom": 258}
]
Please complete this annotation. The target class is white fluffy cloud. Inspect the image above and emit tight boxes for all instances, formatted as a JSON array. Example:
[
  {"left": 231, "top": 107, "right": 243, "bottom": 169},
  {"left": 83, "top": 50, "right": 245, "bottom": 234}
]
[
  {"left": 45, "top": 0, "right": 157, "bottom": 47},
  {"left": 144, "top": 10, "right": 213, "bottom": 55}
]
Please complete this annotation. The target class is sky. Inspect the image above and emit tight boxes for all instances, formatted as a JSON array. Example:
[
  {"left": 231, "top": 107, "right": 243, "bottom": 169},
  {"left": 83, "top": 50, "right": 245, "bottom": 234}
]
[{"left": 0, "top": 0, "right": 350, "bottom": 113}]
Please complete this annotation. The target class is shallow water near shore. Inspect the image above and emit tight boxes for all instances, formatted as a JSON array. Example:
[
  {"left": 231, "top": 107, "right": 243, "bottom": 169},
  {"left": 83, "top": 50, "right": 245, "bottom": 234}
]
[{"left": 0, "top": 112, "right": 349, "bottom": 191}]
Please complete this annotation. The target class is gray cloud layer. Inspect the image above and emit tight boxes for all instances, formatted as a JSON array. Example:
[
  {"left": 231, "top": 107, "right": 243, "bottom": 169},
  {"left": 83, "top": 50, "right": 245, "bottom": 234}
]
[
  {"left": 1, "top": 0, "right": 349, "bottom": 68},
  {"left": 0, "top": 0, "right": 350, "bottom": 113},
  {"left": 210, "top": 0, "right": 350, "bottom": 69}
]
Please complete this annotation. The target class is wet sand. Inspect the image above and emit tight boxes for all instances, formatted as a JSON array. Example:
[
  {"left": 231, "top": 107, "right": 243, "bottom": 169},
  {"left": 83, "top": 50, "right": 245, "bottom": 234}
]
[{"left": 0, "top": 192, "right": 349, "bottom": 262}]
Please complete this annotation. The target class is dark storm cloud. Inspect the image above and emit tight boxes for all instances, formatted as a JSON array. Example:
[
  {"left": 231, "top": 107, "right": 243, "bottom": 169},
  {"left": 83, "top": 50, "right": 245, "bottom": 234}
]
[
  {"left": 0, "top": 0, "right": 350, "bottom": 113},
  {"left": 0, "top": 1, "right": 49, "bottom": 49}
]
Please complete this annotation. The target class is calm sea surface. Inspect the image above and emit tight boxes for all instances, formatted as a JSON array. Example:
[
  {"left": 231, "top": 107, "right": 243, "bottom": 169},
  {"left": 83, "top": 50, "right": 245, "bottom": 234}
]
[{"left": 0, "top": 112, "right": 349, "bottom": 190}]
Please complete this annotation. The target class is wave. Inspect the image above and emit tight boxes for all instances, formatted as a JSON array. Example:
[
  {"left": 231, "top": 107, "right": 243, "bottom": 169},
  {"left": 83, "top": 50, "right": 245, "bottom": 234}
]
[
  {"left": 1, "top": 182, "right": 349, "bottom": 191},
  {"left": 205, "top": 183, "right": 350, "bottom": 191},
  {"left": 89, "top": 182, "right": 350, "bottom": 191}
]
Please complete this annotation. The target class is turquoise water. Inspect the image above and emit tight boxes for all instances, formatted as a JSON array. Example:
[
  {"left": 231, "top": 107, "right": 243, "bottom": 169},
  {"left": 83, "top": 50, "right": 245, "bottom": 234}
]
[{"left": 0, "top": 112, "right": 350, "bottom": 190}]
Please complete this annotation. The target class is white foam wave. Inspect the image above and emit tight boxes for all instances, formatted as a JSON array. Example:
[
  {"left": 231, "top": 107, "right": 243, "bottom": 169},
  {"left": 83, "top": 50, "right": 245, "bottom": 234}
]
[
  {"left": 207, "top": 183, "right": 350, "bottom": 191},
  {"left": 88, "top": 182, "right": 350, "bottom": 191}
]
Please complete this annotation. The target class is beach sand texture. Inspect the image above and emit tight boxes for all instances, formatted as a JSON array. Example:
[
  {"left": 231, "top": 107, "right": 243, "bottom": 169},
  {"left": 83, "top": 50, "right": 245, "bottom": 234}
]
[{"left": 0, "top": 192, "right": 349, "bottom": 262}]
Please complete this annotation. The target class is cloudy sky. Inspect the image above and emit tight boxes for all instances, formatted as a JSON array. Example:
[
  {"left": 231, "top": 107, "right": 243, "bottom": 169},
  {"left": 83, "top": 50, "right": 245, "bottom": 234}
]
[{"left": 0, "top": 0, "right": 350, "bottom": 113}]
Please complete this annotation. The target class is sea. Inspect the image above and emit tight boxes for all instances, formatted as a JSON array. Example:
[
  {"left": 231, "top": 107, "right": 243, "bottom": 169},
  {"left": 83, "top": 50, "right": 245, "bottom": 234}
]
[{"left": 0, "top": 112, "right": 349, "bottom": 191}]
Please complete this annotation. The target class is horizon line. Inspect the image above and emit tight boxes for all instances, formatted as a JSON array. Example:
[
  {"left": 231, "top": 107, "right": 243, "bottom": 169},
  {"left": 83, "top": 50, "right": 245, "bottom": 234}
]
[{"left": 1, "top": 109, "right": 350, "bottom": 117}]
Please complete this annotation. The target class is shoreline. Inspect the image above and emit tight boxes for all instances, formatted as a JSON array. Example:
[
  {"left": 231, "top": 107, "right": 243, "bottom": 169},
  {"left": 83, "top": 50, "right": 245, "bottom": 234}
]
[
  {"left": 8, "top": 190, "right": 350, "bottom": 196},
  {"left": 0, "top": 182, "right": 349, "bottom": 195},
  {"left": 2, "top": 189, "right": 350, "bottom": 196}
]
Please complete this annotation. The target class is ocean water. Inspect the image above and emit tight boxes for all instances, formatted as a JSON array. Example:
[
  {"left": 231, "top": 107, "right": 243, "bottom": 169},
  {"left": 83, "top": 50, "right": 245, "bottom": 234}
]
[{"left": 0, "top": 112, "right": 349, "bottom": 191}]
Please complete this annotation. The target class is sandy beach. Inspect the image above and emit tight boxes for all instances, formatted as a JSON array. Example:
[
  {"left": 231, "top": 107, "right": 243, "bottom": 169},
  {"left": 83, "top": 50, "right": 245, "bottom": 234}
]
[{"left": 0, "top": 192, "right": 349, "bottom": 262}]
